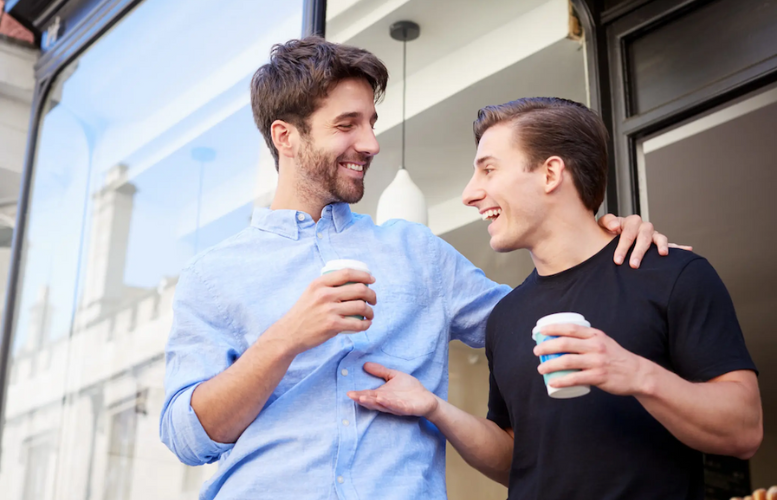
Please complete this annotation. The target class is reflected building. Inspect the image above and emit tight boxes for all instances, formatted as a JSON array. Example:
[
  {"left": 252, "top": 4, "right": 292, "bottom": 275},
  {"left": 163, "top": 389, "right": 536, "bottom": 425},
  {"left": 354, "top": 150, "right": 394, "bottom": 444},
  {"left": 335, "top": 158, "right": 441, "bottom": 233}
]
[{"left": 0, "top": 163, "right": 211, "bottom": 500}]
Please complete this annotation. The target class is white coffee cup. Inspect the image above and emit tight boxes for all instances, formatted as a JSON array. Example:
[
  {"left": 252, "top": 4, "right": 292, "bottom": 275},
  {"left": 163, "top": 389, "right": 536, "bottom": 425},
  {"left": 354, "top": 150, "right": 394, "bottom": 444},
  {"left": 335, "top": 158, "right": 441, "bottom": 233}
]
[
  {"left": 531, "top": 312, "right": 591, "bottom": 399},
  {"left": 321, "top": 259, "right": 371, "bottom": 333}
]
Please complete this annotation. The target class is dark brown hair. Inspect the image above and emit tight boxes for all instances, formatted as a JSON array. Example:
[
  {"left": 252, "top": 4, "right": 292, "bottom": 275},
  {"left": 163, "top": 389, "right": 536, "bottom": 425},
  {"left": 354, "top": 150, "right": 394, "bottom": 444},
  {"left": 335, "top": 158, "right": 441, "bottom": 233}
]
[
  {"left": 473, "top": 97, "right": 609, "bottom": 212},
  {"left": 251, "top": 36, "right": 389, "bottom": 169}
]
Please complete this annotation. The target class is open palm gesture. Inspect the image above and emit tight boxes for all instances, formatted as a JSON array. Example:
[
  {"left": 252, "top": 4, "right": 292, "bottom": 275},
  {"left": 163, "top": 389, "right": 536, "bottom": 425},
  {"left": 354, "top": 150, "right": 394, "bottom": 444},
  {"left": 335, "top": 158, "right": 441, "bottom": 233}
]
[{"left": 347, "top": 362, "right": 440, "bottom": 418}]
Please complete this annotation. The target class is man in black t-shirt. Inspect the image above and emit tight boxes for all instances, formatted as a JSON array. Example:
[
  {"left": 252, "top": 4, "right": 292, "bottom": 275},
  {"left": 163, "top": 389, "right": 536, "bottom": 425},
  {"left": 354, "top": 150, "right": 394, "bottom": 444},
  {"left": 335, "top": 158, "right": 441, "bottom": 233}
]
[{"left": 348, "top": 98, "right": 763, "bottom": 499}]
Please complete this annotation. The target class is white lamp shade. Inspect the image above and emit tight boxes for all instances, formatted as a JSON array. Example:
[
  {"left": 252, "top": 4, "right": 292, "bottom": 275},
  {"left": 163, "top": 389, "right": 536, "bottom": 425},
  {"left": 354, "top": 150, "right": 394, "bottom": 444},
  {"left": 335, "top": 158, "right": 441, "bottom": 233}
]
[{"left": 375, "top": 168, "right": 428, "bottom": 226}]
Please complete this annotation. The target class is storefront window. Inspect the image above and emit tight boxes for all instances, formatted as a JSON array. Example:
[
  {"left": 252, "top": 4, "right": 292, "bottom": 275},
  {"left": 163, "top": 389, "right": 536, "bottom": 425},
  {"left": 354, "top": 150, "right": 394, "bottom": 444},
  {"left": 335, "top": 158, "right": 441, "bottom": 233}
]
[
  {"left": 326, "top": 0, "right": 589, "bottom": 497},
  {"left": 0, "top": 1, "right": 303, "bottom": 498},
  {"left": 1, "top": 0, "right": 593, "bottom": 498}
]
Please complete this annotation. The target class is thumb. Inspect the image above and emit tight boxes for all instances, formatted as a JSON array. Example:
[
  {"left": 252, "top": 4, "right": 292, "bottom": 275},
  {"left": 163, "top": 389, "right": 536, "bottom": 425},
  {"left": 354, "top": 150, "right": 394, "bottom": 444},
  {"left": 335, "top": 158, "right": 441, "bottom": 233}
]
[
  {"left": 363, "top": 362, "right": 394, "bottom": 381},
  {"left": 598, "top": 214, "right": 620, "bottom": 232}
]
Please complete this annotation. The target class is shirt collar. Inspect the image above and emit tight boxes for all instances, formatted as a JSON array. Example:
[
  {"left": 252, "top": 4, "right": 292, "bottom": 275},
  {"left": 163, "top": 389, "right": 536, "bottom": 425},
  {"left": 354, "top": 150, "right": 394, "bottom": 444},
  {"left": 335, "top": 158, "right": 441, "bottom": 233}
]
[
  {"left": 250, "top": 203, "right": 354, "bottom": 239},
  {"left": 327, "top": 202, "right": 355, "bottom": 233}
]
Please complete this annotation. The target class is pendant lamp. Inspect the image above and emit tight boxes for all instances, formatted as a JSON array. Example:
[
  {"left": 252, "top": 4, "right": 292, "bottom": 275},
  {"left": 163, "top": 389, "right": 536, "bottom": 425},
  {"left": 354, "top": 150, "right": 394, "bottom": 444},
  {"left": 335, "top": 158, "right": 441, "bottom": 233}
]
[{"left": 376, "top": 21, "right": 428, "bottom": 226}]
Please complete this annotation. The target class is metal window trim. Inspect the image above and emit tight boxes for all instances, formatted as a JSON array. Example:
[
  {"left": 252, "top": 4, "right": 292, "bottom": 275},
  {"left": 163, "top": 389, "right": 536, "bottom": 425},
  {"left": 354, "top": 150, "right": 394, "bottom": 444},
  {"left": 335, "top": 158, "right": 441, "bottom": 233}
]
[
  {"left": 0, "top": 0, "right": 326, "bottom": 459},
  {"left": 607, "top": 0, "right": 777, "bottom": 216}
]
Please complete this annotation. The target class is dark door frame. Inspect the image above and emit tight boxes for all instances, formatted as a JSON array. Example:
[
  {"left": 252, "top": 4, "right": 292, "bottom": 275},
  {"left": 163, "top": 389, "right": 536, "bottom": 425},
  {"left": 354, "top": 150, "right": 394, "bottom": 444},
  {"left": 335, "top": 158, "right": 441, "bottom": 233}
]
[
  {"left": 603, "top": 0, "right": 777, "bottom": 215},
  {"left": 0, "top": 0, "right": 326, "bottom": 451}
]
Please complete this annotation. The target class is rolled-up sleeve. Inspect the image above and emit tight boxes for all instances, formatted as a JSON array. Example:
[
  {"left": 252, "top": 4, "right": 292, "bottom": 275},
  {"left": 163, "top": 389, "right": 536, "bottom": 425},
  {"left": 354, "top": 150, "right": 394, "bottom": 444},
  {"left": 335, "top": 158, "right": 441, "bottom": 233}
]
[{"left": 159, "top": 263, "right": 247, "bottom": 465}]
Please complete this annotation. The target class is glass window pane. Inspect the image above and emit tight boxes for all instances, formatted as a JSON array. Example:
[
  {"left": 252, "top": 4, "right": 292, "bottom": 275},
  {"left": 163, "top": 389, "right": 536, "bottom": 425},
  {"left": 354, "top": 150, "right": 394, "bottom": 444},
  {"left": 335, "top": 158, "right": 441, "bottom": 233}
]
[{"left": 0, "top": 1, "right": 304, "bottom": 499}]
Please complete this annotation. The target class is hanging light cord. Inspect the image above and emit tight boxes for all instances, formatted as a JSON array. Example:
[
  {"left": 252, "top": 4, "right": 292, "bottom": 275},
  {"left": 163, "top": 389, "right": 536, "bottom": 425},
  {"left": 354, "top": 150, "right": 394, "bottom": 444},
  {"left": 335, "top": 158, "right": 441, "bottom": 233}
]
[{"left": 401, "top": 33, "right": 407, "bottom": 170}]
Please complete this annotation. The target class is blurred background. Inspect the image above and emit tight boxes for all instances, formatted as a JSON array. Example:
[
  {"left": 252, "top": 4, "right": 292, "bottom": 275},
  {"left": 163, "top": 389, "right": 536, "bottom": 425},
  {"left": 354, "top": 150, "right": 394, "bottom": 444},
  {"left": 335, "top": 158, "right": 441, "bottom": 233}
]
[{"left": 0, "top": 0, "right": 775, "bottom": 499}]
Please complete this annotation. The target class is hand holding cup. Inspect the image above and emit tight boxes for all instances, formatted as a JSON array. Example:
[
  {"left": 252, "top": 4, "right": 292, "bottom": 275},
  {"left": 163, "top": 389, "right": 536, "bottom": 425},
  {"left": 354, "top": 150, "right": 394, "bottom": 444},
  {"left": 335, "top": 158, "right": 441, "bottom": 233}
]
[{"left": 273, "top": 260, "right": 375, "bottom": 356}]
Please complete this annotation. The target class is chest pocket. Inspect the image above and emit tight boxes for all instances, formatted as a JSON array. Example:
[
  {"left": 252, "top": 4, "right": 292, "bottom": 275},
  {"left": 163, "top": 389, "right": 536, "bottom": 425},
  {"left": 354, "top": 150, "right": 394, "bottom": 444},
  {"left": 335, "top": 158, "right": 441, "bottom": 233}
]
[{"left": 373, "top": 290, "right": 441, "bottom": 360}]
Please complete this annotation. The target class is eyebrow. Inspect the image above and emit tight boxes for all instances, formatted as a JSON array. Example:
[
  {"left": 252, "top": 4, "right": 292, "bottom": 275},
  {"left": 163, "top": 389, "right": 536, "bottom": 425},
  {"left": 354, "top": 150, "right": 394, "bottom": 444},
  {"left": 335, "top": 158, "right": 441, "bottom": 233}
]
[
  {"left": 474, "top": 155, "right": 497, "bottom": 168},
  {"left": 333, "top": 111, "right": 379, "bottom": 124}
]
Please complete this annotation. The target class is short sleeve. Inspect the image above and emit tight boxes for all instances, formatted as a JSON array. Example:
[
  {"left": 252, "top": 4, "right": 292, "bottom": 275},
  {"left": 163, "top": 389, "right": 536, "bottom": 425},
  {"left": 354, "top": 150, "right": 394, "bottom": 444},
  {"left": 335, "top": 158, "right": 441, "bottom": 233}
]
[
  {"left": 667, "top": 258, "right": 757, "bottom": 382},
  {"left": 485, "top": 317, "right": 511, "bottom": 429},
  {"left": 435, "top": 236, "right": 511, "bottom": 348}
]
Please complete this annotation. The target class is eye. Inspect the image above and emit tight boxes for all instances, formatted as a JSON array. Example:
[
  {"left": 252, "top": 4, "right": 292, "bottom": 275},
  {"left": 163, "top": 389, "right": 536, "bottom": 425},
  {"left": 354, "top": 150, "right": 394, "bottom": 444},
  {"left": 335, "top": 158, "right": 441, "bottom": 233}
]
[{"left": 338, "top": 124, "right": 354, "bottom": 130}]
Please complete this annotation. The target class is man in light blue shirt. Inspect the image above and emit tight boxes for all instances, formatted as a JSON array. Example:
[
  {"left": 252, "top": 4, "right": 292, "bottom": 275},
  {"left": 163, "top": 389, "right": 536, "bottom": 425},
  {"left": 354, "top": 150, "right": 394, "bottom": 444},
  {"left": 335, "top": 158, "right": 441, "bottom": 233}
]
[{"left": 160, "top": 37, "right": 669, "bottom": 499}]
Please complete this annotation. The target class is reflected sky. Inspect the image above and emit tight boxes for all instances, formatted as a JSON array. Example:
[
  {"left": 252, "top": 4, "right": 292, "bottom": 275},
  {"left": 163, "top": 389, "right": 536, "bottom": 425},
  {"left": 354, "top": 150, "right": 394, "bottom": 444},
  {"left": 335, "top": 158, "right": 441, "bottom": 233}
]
[{"left": 13, "top": 0, "right": 302, "bottom": 350}]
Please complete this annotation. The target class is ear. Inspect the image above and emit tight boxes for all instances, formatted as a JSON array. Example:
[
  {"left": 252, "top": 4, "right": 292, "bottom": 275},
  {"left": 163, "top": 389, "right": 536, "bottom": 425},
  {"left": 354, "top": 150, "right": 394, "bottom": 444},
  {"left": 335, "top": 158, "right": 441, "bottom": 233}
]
[
  {"left": 270, "top": 120, "right": 298, "bottom": 160},
  {"left": 542, "top": 156, "right": 566, "bottom": 194}
]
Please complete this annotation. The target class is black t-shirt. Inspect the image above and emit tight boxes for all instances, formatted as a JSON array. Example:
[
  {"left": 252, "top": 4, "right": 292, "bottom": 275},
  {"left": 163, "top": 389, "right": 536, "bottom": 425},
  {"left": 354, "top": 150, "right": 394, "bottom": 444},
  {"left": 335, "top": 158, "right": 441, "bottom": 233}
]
[{"left": 486, "top": 237, "right": 756, "bottom": 500}]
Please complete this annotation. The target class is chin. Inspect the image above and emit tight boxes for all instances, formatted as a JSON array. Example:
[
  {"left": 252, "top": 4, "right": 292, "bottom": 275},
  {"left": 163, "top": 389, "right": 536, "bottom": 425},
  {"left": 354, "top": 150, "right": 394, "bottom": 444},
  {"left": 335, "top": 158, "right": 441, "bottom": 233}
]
[
  {"left": 489, "top": 234, "right": 525, "bottom": 253},
  {"left": 335, "top": 181, "right": 365, "bottom": 204},
  {"left": 489, "top": 237, "right": 512, "bottom": 253}
]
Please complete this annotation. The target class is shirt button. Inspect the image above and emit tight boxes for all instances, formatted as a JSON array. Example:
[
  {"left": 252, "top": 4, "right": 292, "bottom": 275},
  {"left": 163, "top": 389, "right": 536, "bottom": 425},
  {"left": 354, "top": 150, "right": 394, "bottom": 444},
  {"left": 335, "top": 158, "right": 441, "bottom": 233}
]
[
  {"left": 317, "top": 232, "right": 323, "bottom": 239},
  {"left": 337, "top": 476, "right": 344, "bottom": 484},
  {"left": 341, "top": 369, "right": 348, "bottom": 376},
  {"left": 297, "top": 213, "right": 304, "bottom": 221},
  {"left": 342, "top": 419, "right": 349, "bottom": 426}
]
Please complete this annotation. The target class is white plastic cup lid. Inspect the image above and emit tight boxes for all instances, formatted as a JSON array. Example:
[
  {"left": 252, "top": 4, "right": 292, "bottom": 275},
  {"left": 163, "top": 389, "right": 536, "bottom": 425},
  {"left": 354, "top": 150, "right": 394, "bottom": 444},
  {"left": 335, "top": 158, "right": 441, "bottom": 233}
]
[
  {"left": 532, "top": 312, "right": 590, "bottom": 341},
  {"left": 321, "top": 259, "right": 371, "bottom": 275}
]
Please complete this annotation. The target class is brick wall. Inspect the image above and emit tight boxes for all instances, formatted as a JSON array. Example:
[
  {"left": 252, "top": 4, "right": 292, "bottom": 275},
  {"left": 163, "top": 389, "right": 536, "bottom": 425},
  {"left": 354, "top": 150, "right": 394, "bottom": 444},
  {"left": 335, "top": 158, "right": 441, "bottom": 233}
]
[{"left": 0, "top": 0, "right": 35, "bottom": 44}]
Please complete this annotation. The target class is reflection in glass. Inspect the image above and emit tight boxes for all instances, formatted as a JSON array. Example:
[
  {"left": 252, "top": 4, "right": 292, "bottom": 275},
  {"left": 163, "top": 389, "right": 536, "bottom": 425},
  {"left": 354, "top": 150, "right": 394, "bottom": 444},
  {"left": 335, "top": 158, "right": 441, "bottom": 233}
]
[{"left": 0, "top": 0, "right": 302, "bottom": 498}]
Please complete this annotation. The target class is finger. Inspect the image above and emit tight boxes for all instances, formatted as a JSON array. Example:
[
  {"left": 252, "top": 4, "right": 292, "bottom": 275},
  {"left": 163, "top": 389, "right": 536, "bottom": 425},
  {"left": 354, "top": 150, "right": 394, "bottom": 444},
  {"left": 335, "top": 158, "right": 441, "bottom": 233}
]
[
  {"left": 653, "top": 231, "right": 669, "bottom": 256},
  {"left": 533, "top": 337, "right": 599, "bottom": 357},
  {"left": 547, "top": 370, "right": 598, "bottom": 388},
  {"left": 628, "top": 221, "right": 655, "bottom": 268},
  {"left": 613, "top": 215, "right": 641, "bottom": 264},
  {"left": 319, "top": 269, "right": 375, "bottom": 287},
  {"left": 668, "top": 243, "right": 693, "bottom": 251},
  {"left": 362, "top": 362, "right": 394, "bottom": 381},
  {"left": 539, "top": 323, "right": 598, "bottom": 339},
  {"left": 334, "top": 283, "right": 377, "bottom": 305},
  {"left": 334, "top": 300, "right": 374, "bottom": 321},
  {"left": 597, "top": 213, "right": 621, "bottom": 234},
  {"left": 360, "top": 395, "right": 405, "bottom": 415},
  {"left": 538, "top": 354, "right": 601, "bottom": 374},
  {"left": 347, "top": 389, "right": 378, "bottom": 400},
  {"left": 353, "top": 395, "right": 396, "bottom": 414},
  {"left": 336, "top": 317, "right": 372, "bottom": 333}
]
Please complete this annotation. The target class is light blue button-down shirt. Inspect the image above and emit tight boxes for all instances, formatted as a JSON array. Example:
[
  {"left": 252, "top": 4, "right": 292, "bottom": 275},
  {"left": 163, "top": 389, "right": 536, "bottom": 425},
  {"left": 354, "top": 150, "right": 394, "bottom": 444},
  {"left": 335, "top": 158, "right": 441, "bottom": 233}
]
[{"left": 160, "top": 202, "right": 510, "bottom": 500}]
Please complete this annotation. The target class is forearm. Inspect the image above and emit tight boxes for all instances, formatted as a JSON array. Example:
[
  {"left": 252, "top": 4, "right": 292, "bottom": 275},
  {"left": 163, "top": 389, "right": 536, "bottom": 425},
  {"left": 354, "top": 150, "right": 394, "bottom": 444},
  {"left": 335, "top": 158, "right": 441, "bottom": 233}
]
[
  {"left": 427, "top": 397, "right": 513, "bottom": 486},
  {"left": 191, "top": 323, "right": 297, "bottom": 443},
  {"left": 636, "top": 360, "right": 762, "bottom": 459}
]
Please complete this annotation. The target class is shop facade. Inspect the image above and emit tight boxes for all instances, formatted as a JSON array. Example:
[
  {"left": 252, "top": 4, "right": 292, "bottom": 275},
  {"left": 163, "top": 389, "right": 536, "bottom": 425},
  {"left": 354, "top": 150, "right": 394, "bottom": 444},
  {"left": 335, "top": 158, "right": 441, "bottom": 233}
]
[{"left": 0, "top": 0, "right": 775, "bottom": 499}]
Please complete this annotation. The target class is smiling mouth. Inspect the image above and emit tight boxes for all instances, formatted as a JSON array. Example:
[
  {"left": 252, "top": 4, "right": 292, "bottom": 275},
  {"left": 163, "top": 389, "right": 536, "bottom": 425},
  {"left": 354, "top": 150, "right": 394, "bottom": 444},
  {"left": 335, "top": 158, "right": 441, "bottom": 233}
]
[
  {"left": 481, "top": 208, "right": 502, "bottom": 221},
  {"left": 340, "top": 162, "right": 364, "bottom": 172}
]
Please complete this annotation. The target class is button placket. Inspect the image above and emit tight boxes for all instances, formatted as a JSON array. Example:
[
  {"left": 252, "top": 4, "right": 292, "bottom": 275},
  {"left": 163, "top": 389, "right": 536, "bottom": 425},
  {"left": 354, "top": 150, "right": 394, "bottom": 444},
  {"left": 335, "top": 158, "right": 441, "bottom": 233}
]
[
  {"left": 314, "top": 218, "right": 339, "bottom": 264},
  {"left": 334, "top": 349, "right": 360, "bottom": 498}
]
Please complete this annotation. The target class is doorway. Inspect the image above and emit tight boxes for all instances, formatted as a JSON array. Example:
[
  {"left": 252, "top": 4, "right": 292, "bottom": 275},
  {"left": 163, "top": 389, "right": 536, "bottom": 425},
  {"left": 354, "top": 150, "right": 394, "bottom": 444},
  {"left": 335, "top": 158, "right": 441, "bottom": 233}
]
[{"left": 637, "top": 84, "right": 777, "bottom": 490}]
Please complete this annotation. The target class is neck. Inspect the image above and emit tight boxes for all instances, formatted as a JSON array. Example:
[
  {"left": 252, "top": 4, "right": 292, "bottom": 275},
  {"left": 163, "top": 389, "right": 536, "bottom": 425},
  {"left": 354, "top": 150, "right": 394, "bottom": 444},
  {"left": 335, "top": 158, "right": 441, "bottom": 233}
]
[
  {"left": 270, "top": 166, "right": 330, "bottom": 222},
  {"left": 528, "top": 202, "right": 615, "bottom": 276}
]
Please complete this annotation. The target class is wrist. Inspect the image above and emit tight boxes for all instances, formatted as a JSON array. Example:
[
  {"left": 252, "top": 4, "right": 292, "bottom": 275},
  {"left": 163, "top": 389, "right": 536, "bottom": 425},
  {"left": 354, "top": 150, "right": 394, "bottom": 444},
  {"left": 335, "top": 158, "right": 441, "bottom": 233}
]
[
  {"left": 425, "top": 395, "right": 444, "bottom": 423},
  {"left": 633, "top": 355, "right": 659, "bottom": 397},
  {"left": 257, "top": 318, "right": 301, "bottom": 359}
]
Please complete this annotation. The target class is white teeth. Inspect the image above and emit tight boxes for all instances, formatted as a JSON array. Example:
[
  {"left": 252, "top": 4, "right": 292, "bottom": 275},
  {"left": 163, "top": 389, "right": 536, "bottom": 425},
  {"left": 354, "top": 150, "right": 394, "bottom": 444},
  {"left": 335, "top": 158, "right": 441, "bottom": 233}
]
[
  {"left": 481, "top": 209, "right": 502, "bottom": 221},
  {"left": 343, "top": 163, "right": 363, "bottom": 172}
]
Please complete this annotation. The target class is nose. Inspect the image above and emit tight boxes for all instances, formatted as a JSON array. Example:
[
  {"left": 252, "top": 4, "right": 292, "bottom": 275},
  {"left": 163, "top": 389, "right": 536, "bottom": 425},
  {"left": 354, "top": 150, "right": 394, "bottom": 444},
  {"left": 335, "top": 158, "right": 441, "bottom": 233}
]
[
  {"left": 355, "top": 126, "right": 380, "bottom": 157},
  {"left": 462, "top": 173, "right": 485, "bottom": 207}
]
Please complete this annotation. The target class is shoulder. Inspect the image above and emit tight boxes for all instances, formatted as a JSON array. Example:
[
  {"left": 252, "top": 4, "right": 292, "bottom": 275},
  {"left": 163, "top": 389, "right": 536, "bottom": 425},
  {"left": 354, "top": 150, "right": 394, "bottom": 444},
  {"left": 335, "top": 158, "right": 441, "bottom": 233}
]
[
  {"left": 182, "top": 227, "right": 257, "bottom": 283},
  {"left": 375, "top": 216, "right": 436, "bottom": 239},
  {"left": 623, "top": 244, "right": 704, "bottom": 276},
  {"left": 363, "top": 216, "right": 441, "bottom": 254},
  {"left": 491, "top": 272, "right": 537, "bottom": 318}
]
